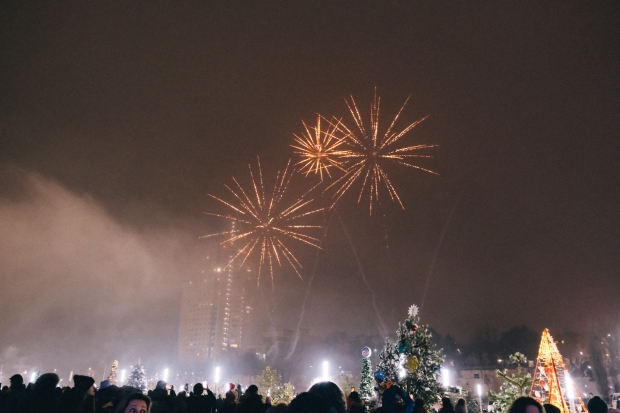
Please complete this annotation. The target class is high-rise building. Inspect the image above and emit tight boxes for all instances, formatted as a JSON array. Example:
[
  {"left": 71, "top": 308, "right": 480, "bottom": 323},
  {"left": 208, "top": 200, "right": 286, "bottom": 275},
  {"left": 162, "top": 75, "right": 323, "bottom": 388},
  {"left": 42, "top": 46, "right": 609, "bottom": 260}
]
[{"left": 178, "top": 235, "right": 252, "bottom": 364}]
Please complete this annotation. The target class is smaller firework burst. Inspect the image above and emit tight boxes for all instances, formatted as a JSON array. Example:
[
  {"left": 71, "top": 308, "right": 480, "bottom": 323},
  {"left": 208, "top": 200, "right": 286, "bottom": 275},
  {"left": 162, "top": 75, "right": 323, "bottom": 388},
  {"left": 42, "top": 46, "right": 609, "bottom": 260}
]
[
  {"left": 324, "top": 90, "right": 438, "bottom": 215},
  {"left": 291, "top": 115, "right": 351, "bottom": 181},
  {"left": 201, "top": 157, "right": 323, "bottom": 287}
]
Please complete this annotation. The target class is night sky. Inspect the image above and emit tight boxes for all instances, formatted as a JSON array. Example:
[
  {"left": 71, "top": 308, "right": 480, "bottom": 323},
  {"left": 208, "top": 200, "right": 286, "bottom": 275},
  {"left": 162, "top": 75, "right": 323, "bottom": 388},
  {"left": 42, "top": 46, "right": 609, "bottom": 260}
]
[{"left": 1, "top": 2, "right": 619, "bottom": 374}]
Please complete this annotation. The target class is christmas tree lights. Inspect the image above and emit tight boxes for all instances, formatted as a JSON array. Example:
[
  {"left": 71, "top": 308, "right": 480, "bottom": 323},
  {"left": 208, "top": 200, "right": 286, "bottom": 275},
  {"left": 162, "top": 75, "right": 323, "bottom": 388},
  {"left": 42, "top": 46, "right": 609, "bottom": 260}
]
[{"left": 530, "top": 329, "right": 586, "bottom": 413}]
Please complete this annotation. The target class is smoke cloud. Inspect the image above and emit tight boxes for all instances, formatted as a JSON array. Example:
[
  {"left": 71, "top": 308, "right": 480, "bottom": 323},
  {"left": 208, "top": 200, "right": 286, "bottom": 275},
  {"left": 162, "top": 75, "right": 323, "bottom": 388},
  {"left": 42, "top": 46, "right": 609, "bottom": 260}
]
[{"left": 0, "top": 170, "right": 195, "bottom": 378}]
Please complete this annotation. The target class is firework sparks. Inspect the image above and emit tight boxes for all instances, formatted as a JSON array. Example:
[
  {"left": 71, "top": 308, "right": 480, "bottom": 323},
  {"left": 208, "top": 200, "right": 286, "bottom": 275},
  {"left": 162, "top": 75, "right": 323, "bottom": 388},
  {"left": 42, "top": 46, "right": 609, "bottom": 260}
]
[
  {"left": 291, "top": 115, "right": 350, "bottom": 180},
  {"left": 325, "top": 90, "right": 438, "bottom": 214},
  {"left": 201, "top": 157, "right": 323, "bottom": 287}
]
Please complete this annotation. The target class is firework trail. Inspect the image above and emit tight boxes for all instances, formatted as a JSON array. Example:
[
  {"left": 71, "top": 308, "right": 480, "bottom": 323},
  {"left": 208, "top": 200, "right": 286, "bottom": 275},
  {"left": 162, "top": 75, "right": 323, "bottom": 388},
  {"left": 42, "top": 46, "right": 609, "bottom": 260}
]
[
  {"left": 337, "top": 211, "right": 388, "bottom": 338},
  {"left": 324, "top": 90, "right": 438, "bottom": 215},
  {"left": 285, "top": 212, "right": 335, "bottom": 360},
  {"left": 201, "top": 157, "right": 323, "bottom": 287},
  {"left": 420, "top": 186, "right": 466, "bottom": 311}
]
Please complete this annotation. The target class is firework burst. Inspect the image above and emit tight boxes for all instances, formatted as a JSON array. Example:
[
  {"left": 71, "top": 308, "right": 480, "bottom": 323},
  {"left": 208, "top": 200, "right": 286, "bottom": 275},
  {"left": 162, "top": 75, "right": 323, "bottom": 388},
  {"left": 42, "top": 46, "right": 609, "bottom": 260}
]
[
  {"left": 201, "top": 157, "right": 323, "bottom": 287},
  {"left": 291, "top": 115, "right": 350, "bottom": 180},
  {"left": 325, "top": 90, "right": 438, "bottom": 215}
]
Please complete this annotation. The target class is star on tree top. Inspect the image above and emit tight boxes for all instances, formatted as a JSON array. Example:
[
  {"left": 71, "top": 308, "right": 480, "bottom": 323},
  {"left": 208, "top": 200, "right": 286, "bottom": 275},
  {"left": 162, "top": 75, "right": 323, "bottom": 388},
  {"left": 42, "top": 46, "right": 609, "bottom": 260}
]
[{"left": 408, "top": 304, "right": 419, "bottom": 317}]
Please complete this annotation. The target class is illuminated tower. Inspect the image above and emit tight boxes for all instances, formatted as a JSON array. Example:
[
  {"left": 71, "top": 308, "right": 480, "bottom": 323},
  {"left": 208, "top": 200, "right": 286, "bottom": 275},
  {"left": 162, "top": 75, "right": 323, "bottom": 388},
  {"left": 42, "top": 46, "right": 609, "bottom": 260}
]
[
  {"left": 178, "top": 221, "right": 252, "bottom": 364},
  {"left": 530, "top": 329, "right": 587, "bottom": 413}
]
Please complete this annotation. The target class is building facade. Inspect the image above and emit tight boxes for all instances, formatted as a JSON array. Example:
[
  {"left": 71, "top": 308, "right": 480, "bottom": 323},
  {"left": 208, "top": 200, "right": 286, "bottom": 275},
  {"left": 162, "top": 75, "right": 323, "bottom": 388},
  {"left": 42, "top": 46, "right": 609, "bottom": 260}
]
[{"left": 177, "top": 245, "right": 252, "bottom": 365}]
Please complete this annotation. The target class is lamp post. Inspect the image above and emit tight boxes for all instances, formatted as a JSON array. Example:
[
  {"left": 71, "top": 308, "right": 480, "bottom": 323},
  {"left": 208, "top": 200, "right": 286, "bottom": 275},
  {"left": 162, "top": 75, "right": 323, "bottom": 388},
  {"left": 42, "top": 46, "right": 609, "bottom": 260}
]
[{"left": 477, "top": 384, "right": 483, "bottom": 413}]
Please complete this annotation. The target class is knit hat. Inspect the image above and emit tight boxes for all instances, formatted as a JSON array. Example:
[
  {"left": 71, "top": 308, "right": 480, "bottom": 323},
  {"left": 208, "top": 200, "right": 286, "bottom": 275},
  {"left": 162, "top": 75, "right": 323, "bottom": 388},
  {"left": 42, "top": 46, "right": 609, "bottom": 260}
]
[{"left": 73, "top": 375, "right": 95, "bottom": 390}]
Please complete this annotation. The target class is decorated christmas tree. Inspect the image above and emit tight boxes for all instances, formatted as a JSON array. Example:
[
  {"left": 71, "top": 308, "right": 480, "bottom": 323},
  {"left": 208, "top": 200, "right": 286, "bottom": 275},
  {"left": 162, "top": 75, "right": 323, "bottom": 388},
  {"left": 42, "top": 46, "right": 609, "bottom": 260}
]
[
  {"left": 377, "top": 304, "right": 445, "bottom": 405},
  {"left": 127, "top": 362, "right": 147, "bottom": 391},
  {"left": 258, "top": 366, "right": 281, "bottom": 397},
  {"left": 529, "top": 329, "right": 586, "bottom": 413},
  {"left": 360, "top": 349, "right": 374, "bottom": 400},
  {"left": 272, "top": 382, "right": 296, "bottom": 404},
  {"left": 108, "top": 360, "right": 118, "bottom": 386}
]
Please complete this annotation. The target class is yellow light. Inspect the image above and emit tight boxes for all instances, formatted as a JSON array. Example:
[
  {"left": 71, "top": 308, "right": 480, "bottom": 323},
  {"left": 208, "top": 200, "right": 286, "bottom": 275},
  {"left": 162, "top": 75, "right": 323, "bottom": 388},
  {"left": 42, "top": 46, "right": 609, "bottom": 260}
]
[{"left": 530, "top": 329, "right": 587, "bottom": 413}]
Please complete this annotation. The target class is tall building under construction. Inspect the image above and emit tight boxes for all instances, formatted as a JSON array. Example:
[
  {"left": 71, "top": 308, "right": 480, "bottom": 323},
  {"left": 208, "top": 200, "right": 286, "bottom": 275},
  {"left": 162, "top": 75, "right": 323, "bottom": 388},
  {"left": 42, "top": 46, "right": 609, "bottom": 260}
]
[{"left": 177, "top": 239, "right": 252, "bottom": 364}]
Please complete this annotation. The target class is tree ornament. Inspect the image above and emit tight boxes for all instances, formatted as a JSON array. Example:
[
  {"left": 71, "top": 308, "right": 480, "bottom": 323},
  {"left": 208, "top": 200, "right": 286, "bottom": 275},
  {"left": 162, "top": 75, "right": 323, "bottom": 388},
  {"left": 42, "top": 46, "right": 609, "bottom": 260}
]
[
  {"left": 375, "top": 370, "right": 385, "bottom": 382},
  {"left": 405, "top": 357, "right": 419, "bottom": 373}
]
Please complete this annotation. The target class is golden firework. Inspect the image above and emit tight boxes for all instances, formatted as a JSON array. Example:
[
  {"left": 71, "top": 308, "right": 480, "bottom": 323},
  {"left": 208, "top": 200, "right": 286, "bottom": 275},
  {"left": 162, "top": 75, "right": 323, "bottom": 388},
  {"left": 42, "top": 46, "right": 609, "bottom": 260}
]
[
  {"left": 291, "top": 115, "right": 350, "bottom": 180},
  {"left": 325, "top": 90, "right": 438, "bottom": 214},
  {"left": 201, "top": 157, "right": 323, "bottom": 287}
]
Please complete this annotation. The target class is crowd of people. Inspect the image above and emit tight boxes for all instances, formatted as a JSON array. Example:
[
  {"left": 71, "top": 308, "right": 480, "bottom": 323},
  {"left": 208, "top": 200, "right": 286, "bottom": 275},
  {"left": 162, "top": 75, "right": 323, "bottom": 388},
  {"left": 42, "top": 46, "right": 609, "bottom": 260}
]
[
  {"left": 0, "top": 373, "right": 354, "bottom": 413},
  {"left": 0, "top": 371, "right": 612, "bottom": 413}
]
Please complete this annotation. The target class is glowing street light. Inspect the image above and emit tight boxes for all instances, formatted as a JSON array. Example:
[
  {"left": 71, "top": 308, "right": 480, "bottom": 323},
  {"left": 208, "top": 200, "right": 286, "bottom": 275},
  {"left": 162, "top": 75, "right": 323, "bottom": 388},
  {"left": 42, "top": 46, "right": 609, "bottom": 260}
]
[
  {"left": 566, "top": 373, "right": 576, "bottom": 413},
  {"left": 120, "top": 369, "right": 126, "bottom": 385},
  {"left": 30, "top": 372, "right": 36, "bottom": 383},
  {"left": 566, "top": 373, "right": 574, "bottom": 398},
  {"left": 163, "top": 368, "right": 169, "bottom": 382},
  {"left": 215, "top": 366, "right": 220, "bottom": 383},
  {"left": 322, "top": 361, "right": 329, "bottom": 381},
  {"left": 442, "top": 368, "right": 450, "bottom": 387},
  {"left": 477, "top": 384, "right": 483, "bottom": 413}
]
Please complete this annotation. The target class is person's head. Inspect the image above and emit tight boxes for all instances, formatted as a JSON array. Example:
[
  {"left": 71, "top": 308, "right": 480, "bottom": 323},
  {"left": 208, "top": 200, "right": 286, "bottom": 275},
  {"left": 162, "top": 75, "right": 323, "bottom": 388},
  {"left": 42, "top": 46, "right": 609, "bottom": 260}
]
[
  {"left": 271, "top": 403, "right": 288, "bottom": 413},
  {"left": 413, "top": 398, "right": 426, "bottom": 413},
  {"left": 287, "top": 392, "right": 330, "bottom": 413},
  {"left": 442, "top": 397, "right": 454, "bottom": 408},
  {"left": 246, "top": 384, "right": 259, "bottom": 395},
  {"left": 34, "top": 373, "right": 60, "bottom": 392},
  {"left": 193, "top": 382, "right": 204, "bottom": 396},
  {"left": 587, "top": 396, "right": 609, "bottom": 413},
  {"left": 9, "top": 374, "right": 24, "bottom": 388},
  {"left": 156, "top": 380, "right": 166, "bottom": 390},
  {"left": 308, "top": 381, "right": 346, "bottom": 413},
  {"left": 116, "top": 393, "right": 151, "bottom": 413},
  {"left": 348, "top": 391, "right": 361, "bottom": 404},
  {"left": 543, "top": 403, "right": 561, "bottom": 413},
  {"left": 507, "top": 397, "right": 543, "bottom": 413},
  {"left": 225, "top": 391, "right": 236, "bottom": 403},
  {"left": 457, "top": 399, "right": 466, "bottom": 406},
  {"left": 73, "top": 375, "right": 96, "bottom": 396}
]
